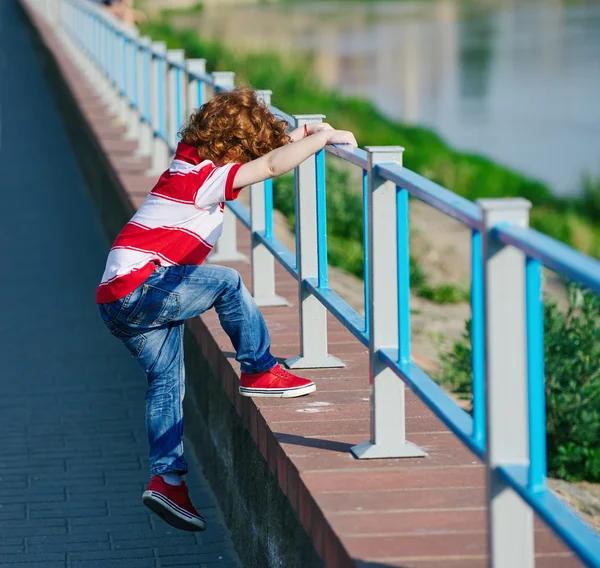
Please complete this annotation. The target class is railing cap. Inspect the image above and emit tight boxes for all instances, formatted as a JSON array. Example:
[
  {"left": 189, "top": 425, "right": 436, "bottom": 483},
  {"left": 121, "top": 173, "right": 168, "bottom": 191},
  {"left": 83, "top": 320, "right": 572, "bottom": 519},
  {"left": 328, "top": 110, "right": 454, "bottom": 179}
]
[
  {"left": 366, "top": 146, "right": 404, "bottom": 167},
  {"left": 293, "top": 114, "right": 326, "bottom": 123},
  {"left": 256, "top": 90, "right": 273, "bottom": 105},
  {"left": 478, "top": 197, "right": 532, "bottom": 212}
]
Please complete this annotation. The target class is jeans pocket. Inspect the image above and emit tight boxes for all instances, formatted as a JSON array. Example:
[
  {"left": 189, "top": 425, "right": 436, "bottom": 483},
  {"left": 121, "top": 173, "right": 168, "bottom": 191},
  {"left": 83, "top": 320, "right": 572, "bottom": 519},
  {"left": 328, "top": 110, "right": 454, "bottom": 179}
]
[
  {"left": 98, "top": 298, "right": 125, "bottom": 324},
  {"left": 122, "top": 334, "right": 147, "bottom": 358},
  {"left": 126, "top": 284, "right": 180, "bottom": 327}
]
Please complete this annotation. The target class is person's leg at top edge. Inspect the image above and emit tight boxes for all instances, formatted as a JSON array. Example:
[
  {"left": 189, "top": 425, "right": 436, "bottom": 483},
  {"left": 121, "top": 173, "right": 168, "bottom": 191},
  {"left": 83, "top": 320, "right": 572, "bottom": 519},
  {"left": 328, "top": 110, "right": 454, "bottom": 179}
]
[{"left": 96, "top": 87, "right": 357, "bottom": 531}]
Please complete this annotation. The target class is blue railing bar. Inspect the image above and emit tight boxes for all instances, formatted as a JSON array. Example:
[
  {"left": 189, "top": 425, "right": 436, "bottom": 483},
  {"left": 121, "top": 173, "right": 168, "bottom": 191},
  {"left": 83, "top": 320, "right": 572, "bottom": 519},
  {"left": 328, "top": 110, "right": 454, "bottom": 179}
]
[
  {"left": 396, "top": 186, "right": 411, "bottom": 363},
  {"left": 325, "top": 145, "right": 368, "bottom": 169},
  {"left": 379, "top": 349, "right": 483, "bottom": 459},
  {"left": 255, "top": 232, "right": 298, "bottom": 279},
  {"left": 264, "top": 178, "right": 274, "bottom": 239},
  {"left": 494, "top": 224, "right": 600, "bottom": 295},
  {"left": 304, "top": 278, "right": 369, "bottom": 348},
  {"left": 166, "top": 58, "right": 188, "bottom": 71},
  {"left": 176, "top": 66, "right": 184, "bottom": 134},
  {"left": 225, "top": 200, "right": 250, "bottom": 230},
  {"left": 470, "top": 229, "right": 485, "bottom": 450},
  {"left": 379, "top": 164, "right": 482, "bottom": 230},
  {"left": 525, "top": 257, "right": 547, "bottom": 492},
  {"left": 120, "top": 34, "right": 127, "bottom": 97},
  {"left": 268, "top": 105, "right": 295, "bottom": 127},
  {"left": 225, "top": 200, "right": 298, "bottom": 277},
  {"left": 189, "top": 70, "right": 214, "bottom": 86},
  {"left": 132, "top": 42, "right": 139, "bottom": 111},
  {"left": 142, "top": 44, "right": 151, "bottom": 124},
  {"left": 497, "top": 465, "right": 600, "bottom": 568},
  {"left": 315, "top": 149, "right": 329, "bottom": 288},
  {"left": 157, "top": 56, "right": 168, "bottom": 146},
  {"left": 362, "top": 169, "right": 370, "bottom": 337}
]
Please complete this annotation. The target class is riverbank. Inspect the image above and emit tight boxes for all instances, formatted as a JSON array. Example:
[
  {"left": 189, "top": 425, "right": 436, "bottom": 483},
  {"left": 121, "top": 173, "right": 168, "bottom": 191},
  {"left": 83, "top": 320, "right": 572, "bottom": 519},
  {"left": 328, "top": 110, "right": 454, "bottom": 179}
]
[{"left": 140, "top": 6, "right": 600, "bottom": 260}]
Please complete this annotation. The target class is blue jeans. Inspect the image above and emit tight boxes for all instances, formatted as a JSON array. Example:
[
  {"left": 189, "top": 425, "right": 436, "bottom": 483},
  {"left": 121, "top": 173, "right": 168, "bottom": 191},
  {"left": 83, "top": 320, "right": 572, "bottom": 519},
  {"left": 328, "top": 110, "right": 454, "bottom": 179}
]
[{"left": 98, "top": 264, "right": 277, "bottom": 476}]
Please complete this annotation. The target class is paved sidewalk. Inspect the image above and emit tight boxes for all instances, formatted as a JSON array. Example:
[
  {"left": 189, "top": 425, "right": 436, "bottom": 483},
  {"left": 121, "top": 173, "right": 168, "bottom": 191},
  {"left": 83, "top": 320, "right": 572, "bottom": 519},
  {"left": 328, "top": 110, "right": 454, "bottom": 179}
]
[{"left": 0, "top": 2, "right": 240, "bottom": 567}]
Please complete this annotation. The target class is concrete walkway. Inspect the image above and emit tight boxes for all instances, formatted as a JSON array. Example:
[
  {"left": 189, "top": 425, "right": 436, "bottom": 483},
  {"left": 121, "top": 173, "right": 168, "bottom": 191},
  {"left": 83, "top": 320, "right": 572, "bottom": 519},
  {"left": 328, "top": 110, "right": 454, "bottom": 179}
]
[{"left": 0, "top": 2, "right": 240, "bottom": 566}]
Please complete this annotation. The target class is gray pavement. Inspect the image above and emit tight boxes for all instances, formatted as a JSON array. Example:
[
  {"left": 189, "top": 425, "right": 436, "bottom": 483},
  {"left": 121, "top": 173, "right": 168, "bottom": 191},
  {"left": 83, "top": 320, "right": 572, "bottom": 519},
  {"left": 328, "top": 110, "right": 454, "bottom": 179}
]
[{"left": 0, "top": 2, "right": 241, "bottom": 566}]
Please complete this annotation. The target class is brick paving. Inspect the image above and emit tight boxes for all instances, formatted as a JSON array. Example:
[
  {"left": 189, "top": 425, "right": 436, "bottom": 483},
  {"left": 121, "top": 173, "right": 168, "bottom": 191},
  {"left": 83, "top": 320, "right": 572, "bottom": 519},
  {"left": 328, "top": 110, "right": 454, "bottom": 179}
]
[
  {"left": 0, "top": 2, "right": 241, "bottom": 567},
  {"left": 16, "top": 0, "right": 592, "bottom": 565}
]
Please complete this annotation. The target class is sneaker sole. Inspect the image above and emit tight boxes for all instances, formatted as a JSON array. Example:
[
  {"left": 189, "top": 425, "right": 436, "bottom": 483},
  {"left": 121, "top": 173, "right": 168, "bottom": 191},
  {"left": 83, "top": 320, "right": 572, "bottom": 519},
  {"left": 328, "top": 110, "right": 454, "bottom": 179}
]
[
  {"left": 239, "top": 383, "right": 316, "bottom": 398},
  {"left": 142, "top": 490, "right": 206, "bottom": 532}
]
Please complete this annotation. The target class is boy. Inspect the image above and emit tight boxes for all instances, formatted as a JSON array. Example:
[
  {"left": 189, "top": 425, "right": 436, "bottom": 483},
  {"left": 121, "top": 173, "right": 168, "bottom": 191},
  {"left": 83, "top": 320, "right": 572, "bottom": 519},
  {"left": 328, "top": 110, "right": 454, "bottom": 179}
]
[{"left": 97, "top": 88, "right": 357, "bottom": 531}]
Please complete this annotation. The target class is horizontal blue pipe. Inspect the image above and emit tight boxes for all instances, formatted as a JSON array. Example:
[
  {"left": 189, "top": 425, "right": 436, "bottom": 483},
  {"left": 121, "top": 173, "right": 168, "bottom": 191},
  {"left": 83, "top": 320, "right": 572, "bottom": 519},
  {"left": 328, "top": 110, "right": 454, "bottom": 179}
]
[
  {"left": 303, "top": 278, "right": 368, "bottom": 348},
  {"left": 254, "top": 233, "right": 297, "bottom": 279},
  {"left": 497, "top": 465, "right": 600, "bottom": 568},
  {"left": 325, "top": 145, "right": 368, "bottom": 169},
  {"left": 378, "top": 348, "right": 482, "bottom": 459},
  {"left": 378, "top": 163, "right": 482, "bottom": 229},
  {"left": 224, "top": 202, "right": 298, "bottom": 278},
  {"left": 268, "top": 105, "right": 295, "bottom": 127},
  {"left": 494, "top": 224, "right": 600, "bottom": 295},
  {"left": 188, "top": 70, "right": 214, "bottom": 86},
  {"left": 225, "top": 201, "right": 250, "bottom": 229}
]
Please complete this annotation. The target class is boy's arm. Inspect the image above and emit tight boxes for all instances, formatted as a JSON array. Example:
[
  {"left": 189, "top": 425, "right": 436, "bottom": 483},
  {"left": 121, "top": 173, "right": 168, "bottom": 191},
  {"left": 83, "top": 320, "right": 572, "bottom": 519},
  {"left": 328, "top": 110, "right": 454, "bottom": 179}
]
[{"left": 232, "top": 129, "right": 357, "bottom": 190}]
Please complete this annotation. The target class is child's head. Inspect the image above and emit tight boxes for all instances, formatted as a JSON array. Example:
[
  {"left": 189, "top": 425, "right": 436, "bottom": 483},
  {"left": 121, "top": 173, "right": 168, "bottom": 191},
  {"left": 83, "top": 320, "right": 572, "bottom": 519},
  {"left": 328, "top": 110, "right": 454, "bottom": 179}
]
[{"left": 179, "top": 88, "right": 291, "bottom": 165}]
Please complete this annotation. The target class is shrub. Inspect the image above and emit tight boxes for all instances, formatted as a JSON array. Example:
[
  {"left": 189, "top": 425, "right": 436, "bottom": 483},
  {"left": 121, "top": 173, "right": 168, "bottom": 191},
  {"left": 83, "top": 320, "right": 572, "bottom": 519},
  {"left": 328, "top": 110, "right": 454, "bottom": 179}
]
[{"left": 438, "top": 286, "right": 600, "bottom": 482}]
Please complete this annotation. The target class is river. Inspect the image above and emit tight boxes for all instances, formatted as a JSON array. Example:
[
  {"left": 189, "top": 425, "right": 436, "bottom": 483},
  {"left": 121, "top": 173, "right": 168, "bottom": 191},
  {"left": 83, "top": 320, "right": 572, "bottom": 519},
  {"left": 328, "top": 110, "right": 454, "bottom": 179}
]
[{"left": 172, "top": 0, "right": 600, "bottom": 196}]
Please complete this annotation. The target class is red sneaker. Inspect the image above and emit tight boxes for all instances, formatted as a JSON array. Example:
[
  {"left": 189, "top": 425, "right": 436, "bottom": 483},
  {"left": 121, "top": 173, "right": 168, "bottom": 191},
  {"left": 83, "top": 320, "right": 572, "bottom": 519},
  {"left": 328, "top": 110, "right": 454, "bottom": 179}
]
[
  {"left": 239, "top": 364, "right": 316, "bottom": 398},
  {"left": 142, "top": 476, "right": 206, "bottom": 532}
]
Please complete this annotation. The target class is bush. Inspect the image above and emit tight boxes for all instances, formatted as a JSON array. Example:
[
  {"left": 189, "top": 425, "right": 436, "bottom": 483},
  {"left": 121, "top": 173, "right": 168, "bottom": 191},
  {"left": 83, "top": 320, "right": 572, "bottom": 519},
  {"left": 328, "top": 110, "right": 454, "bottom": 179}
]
[{"left": 438, "top": 286, "right": 600, "bottom": 482}]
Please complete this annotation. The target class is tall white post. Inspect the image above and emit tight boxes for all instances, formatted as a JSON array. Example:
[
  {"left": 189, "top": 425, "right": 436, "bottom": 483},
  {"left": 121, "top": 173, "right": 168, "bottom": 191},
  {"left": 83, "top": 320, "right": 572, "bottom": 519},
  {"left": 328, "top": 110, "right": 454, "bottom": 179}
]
[
  {"left": 351, "top": 147, "right": 425, "bottom": 459},
  {"left": 478, "top": 198, "right": 534, "bottom": 568},
  {"left": 167, "top": 49, "right": 185, "bottom": 151},
  {"left": 212, "top": 71, "right": 235, "bottom": 93},
  {"left": 285, "top": 115, "right": 344, "bottom": 369},
  {"left": 208, "top": 72, "right": 248, "bottom": 264},
  {"left": 248, "top": 90, "right": 289, "bottom": 307},
  {"left": 186, "top": 59, "right": 207, "bottom": 116},
  {"left": 147, "top": 41, "right": 170, "bottom": 176}
]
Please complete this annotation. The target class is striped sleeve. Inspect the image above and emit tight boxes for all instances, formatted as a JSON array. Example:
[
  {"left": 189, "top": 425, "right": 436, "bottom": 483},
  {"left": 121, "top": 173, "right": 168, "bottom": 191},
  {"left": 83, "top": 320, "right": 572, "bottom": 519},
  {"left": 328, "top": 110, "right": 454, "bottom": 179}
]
[{"left": 194, "top": 163, "right": 243, "bottom": 208}]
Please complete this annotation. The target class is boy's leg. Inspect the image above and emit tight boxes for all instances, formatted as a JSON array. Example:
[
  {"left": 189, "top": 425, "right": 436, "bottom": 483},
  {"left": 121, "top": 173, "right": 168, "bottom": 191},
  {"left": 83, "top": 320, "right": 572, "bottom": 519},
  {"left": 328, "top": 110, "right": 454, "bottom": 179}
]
[
  {"left": 170, "top": 264, "right": 315, "bottom": 397},
  {"left": 171, "top": 264, "right": 277, "bottom": 373},
  {"left": 118, "top": 321, "right": 188, "bottom": 476}
]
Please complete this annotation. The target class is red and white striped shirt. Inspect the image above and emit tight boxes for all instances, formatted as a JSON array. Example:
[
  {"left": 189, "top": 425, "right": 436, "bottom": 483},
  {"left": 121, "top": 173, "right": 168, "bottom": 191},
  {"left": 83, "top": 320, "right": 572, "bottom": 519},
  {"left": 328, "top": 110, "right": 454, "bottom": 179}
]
[{"left": 96, "top": 142, "right": 242, "bottom": 304}]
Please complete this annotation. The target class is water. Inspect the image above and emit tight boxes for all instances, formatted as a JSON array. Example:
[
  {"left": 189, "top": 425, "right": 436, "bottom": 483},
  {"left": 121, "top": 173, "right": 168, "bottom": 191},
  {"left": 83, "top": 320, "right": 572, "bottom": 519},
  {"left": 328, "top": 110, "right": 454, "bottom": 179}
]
[{"left": 178, "top": 0, "right": 600, "bottom": 196}]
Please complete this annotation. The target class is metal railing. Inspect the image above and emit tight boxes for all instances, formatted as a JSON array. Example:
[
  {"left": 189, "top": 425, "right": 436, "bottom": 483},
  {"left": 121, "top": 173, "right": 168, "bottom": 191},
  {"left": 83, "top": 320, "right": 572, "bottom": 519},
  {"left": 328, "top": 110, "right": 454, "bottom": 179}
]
[{"left": 27, "top": 0, "right": 600, "bottom": 566}]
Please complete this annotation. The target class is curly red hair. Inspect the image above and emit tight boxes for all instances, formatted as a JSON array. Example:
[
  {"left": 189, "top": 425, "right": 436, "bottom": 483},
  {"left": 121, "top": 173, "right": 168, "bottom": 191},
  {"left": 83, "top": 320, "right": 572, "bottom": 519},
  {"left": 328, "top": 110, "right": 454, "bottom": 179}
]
[{"left": 179, "top": 88, "right": 291, "bottom": 164}]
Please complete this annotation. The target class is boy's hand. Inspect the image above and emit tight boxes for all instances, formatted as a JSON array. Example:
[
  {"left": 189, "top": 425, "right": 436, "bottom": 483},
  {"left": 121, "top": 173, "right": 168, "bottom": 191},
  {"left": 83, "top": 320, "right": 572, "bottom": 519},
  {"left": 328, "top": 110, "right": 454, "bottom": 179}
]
[
  {"left": 306, "top": 122, "right": 334, "bottom": 135},
  {"left": 325, "top": 130, "right": 358, "bottom": 147}
]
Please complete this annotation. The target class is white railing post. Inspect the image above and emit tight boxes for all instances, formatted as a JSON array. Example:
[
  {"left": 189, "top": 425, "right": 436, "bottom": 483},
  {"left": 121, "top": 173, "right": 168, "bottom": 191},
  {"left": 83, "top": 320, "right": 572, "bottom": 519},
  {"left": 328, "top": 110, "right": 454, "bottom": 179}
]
[
  {"left": 351, "top": 147, "right": 426, "bottom": 459},
  {"left": 147, "top": 41, "right": 170, "bottom": 176},
  {"left": 478, "top": 198, "right": 534, "bottom": 568},
  {"left": 136, "top": 36, "right": 153, "bottom": 157},
  {"left": 248, "top": 90, "right": 289, "bottom": 307},
  {"left": 285, "top": 115, "right": 344, "bottom": 369},
  {"left": 186, "top": 58, "right": 207, "bottom": 115},
  {"left": 166, "top": 49, "right": 185, "bottom": 150},
  {"left": 212, "top": 71, "right": 235, "bottom": 94},
  {"left": 208, "top": 72, "right": 248, "bottom": 264}
]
